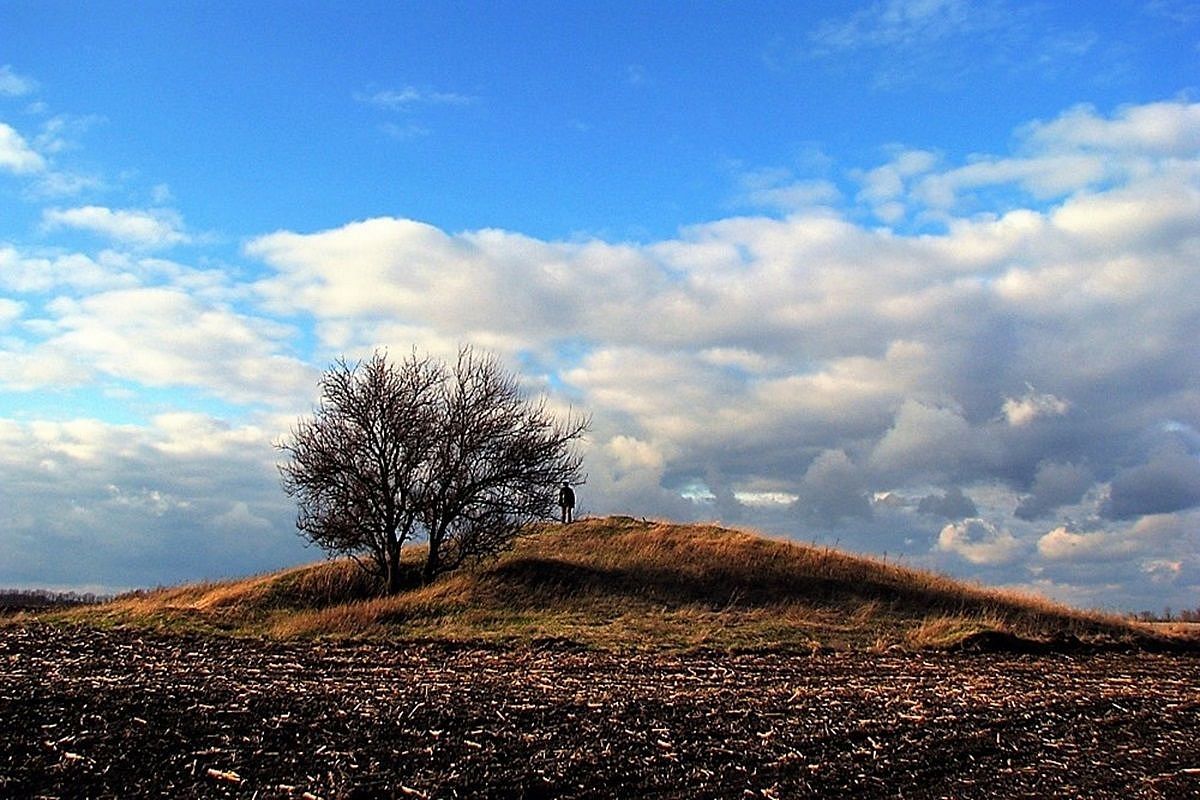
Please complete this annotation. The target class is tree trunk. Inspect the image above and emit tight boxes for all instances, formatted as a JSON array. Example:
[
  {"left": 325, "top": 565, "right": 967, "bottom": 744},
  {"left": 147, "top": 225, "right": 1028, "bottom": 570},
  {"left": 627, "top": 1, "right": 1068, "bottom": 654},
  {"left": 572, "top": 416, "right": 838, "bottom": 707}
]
[
  {"left": 386, "top": 546, "right": 403, "bottom": 595},
  {"left": 423, "top": 541, "right": 440, "bottom": 585}
]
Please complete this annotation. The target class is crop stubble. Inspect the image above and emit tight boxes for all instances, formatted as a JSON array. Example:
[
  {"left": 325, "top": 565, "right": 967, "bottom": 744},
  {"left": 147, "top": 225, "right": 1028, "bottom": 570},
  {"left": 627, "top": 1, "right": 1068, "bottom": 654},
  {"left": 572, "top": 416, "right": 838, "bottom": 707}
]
[{"left": 1, "top": 624, "right": 1198, "bottom": 798}]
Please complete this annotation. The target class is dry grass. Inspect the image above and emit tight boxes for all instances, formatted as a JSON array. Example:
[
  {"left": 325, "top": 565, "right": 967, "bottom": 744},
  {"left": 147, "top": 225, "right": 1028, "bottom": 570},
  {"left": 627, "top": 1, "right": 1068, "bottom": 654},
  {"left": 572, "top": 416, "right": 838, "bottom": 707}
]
[{"left": 49, "top": 516, "right": 1197, "bottom": 652}]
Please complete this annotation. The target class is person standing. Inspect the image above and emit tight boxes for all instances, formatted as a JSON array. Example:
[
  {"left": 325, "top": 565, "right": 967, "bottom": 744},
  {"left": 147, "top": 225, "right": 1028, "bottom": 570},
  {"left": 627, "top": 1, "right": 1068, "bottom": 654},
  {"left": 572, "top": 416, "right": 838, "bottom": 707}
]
[{"left": 558, "top": 481, "right": 576, "bottom": 523}]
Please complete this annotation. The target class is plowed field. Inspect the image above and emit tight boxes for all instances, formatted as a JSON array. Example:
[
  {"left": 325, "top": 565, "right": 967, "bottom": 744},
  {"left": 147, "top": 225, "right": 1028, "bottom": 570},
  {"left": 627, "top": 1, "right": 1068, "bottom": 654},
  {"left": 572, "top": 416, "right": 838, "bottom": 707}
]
[{"left": 2, "top": 624, "right": 1198, "bottom": 798}]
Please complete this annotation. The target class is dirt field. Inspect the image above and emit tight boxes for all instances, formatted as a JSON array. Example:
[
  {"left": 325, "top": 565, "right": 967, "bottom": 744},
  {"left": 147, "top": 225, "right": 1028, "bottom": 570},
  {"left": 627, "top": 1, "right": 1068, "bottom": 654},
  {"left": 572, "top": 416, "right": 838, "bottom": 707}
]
[{"left": 2, "top": 623, "right": 1199, "bottom": 799}]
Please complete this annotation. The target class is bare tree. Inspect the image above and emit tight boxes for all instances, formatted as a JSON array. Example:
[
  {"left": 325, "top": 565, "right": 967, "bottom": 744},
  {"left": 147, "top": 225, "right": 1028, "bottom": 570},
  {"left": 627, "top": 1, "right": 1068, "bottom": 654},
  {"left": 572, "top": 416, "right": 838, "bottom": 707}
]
[
  {"left": 278, "top": 347, "right": 587, "bottom": 593},
  {"left": 419, "top": 348, "right": 588, "bottom": 582},
  {"left": 278, "top": 351, "right": 442, "bottom": 593}
]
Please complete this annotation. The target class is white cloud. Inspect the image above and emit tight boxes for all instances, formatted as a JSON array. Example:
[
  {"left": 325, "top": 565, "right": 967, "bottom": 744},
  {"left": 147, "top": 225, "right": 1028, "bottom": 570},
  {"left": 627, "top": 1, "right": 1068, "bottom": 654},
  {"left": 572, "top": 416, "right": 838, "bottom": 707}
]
[
  {"left": 0, "top": 122, "right": 46, "bottom": 173},
  {"left": 105, "top": 484, "right": 189, "bottom": 516},
  {"left": 42, "top": 206, "right": 189, "bottom": 249},
  {"left": 603, "top": 435, "right": 667, "bottom": 478},
  {"left": 938, "top": 518, "right": 1023, "bottom": 564},
  {"left": 1024, "top": 101, "right": 1200, "bottom": 157},
  {"left": 735, "top": 168, "right": 841, "bottom": 212},
  {"left": 869, "top": 400, "right": 978, "bottom": 478},
  {"left": 854, "top": 148, "right": 938, "bottom": 219},
  {"left": 796, "top": 449, "right": 872, "bottom": 523},
  {"left": 892, "top": 102, "right": 1200, "bottom": 211},
  {"left": 1002, "top": 385, "right": 1070, "bottom": 427},
  {"left": 1141, "top": 558, "right": 1183, "bottom": 584},
  {"left": 734, "top": 490, "right": 800, "bottom": 508},
  {"left": 0, "top": 65, "right": 38, "bottom": 96},
  {"left": 380, "top": 122, "right": 431, "bottom": 140},
  {"left": 34, "top": 288, "right": 315, "bottom": 404},
  {"left": 914, "top": 153, "right": 1110, "bottom": 208},
  {"left": 1049, "top": 173, "right": 1200, "bottom": 247},
  {"left": 239, "top": 100, "right": 1199, "bottom": 591},
  {"left": 0, "top": 246, "right": 140, "bottom": 294},
  {"left": 1037, "top": 526, "right": 1132, "bottom": 561},
  {"left": 698, "top": 347, "right": 775, "bottom": 374},
  {"left": 0, "top": 298, "right": 23, "bottom": 328},
  {"left": 150, "top": 183, "right": 173, "bottom": 204},
  {"left": 0, "top": 264, "right": 315, "bottom": 403},
  {"left": 2, "top": 98, "right": 1198, "bottom": 611},
  {"left": 0, "top": 348, "right": 86, "bottom": 392},
  {"left": 1036, "top": 512, "right": 1198, "bottom": 567}
]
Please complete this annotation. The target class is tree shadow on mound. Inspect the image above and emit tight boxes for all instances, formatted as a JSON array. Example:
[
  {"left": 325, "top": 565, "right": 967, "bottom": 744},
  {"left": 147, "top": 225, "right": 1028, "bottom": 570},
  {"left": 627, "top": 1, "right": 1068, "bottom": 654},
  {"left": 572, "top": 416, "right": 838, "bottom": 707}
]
[{"left": 486, "top": 556, "right": 1021, "bottom": 619}]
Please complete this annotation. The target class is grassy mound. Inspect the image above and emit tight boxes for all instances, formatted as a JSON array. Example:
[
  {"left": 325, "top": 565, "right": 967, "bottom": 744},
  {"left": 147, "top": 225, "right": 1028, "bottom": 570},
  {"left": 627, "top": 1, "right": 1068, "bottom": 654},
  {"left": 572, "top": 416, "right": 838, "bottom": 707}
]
[{"left": 49, "top": 517, "right": 1196, "bottom": 652}]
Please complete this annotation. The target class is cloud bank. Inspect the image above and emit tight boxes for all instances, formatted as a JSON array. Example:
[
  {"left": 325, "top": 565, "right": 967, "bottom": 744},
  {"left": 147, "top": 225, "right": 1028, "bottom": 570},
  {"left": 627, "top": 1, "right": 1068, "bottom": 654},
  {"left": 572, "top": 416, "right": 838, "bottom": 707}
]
[{"left": 1, "top": 98, "right": 1198, "bottom": 610}]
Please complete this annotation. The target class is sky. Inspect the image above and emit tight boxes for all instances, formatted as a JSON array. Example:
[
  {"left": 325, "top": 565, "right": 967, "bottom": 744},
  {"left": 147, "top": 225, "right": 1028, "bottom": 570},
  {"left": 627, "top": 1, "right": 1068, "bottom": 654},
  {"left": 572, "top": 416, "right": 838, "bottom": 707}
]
[{"left": 1, "top": 1, "right": 1199, "bottom": 613}]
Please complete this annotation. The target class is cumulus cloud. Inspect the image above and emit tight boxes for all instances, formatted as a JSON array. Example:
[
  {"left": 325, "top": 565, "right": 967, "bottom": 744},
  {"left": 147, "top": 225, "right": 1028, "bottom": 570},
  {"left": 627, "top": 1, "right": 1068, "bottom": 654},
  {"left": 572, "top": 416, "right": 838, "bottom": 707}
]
[
  {"left": 854, "top": 148, "right": 938, "bottom": 220},
  {"left": 1102, "top": 445, "right": 1200, "bottom": 520},
  {"left": 3, "top": 98, "right": 1199, "bottom": 612},
  {"left": 913, "top": 153, "right": 1110, "bottom": 208},
  {"left": 1024, "top": 101, "right": 1200, "bottom": 157},
  {"left": 32, "top": 288, "right": 315, "bottom": 404},
  {"left": 0, "top": 122, "right": 46, "bottom": 173},
  {"left": 1037, "top": 525, "right": 1131, "bottom": 561},
  {"left": 795, "top": 449, "right": 873, "bottom": 524},
  {"left": 869, "top": 400, "right": 980, "bottom": 480},
  {"left": 916, "top": 486, "right": 977, "bottom": 519},
  {"left": 0, "top": 246, "right": 139, "bottom": 294},
  {"left": 42, "top": 206, "right": 189, "bottom": 249},
  {"left": 239, "top": 103, "right": 1200, "bottom": 604},
  {"left": 0, "top": 349, "right": 86, "bottom": 392},
  {"left": 894, "top": 101, "right": 1200, "bottom": 212},
  {"left": 0, "top": 298, "right": 23, "bottom": 328},
  {"left": 1037, "top": 512, "right": 1197, "bottom": 573},
  {"left": 0, "top": 415, "right": 307, "bottom": 591},
  {"left": 214, "top": 501, "right": 273, "bottom": 531},
  {"left": 937, "top": 518, "right": 1023, "bottom": 565},
  {"left": 735, "top": 168, "right": 841, "bottom": 212},
  {"left": 1002, "top": 385, "right": 1070, "bottom": 427},
  {"left": 1014, "top": 461, "right": 1093, "bottom": 520}
]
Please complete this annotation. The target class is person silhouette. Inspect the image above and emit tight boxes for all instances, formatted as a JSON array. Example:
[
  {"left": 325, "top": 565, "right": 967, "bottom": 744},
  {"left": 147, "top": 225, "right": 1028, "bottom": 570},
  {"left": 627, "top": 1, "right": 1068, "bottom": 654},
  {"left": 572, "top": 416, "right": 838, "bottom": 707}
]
[{"left": 558, "top": 481, "right": 576, "bottom": 524}]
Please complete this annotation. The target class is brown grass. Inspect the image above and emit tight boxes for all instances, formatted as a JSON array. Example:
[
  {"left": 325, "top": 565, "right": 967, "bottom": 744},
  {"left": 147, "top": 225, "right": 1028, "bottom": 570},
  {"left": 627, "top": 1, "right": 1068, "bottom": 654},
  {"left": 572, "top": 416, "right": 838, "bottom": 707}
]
[{"left": 47, "top": 516, "right": 1197, "bottom": 652}]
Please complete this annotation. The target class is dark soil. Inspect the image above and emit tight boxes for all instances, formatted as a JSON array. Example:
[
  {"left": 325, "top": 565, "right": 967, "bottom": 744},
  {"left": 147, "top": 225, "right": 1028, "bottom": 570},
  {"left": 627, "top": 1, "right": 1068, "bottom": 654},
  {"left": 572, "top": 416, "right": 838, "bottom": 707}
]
[{"left": 2, "top": 623, "right": 1199, "bottom": 799}]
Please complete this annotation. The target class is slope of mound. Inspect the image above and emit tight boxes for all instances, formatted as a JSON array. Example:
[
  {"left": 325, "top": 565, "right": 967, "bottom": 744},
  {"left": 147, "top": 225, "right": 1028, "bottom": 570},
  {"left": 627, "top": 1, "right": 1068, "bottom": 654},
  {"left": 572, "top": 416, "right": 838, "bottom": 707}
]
[{"left": 51, "top": 517, "right": 1195, "bottom": 652}]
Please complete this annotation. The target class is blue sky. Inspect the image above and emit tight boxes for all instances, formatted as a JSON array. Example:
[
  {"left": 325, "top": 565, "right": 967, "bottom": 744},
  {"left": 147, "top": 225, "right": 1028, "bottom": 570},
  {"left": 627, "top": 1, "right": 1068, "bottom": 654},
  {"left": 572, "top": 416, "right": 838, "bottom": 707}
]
[
  {"left": 2, "top": 1, "right": 1199, "bottom": 612},
  {"left": 7, "top": 1, "right": 1194, "bottom": 241}
]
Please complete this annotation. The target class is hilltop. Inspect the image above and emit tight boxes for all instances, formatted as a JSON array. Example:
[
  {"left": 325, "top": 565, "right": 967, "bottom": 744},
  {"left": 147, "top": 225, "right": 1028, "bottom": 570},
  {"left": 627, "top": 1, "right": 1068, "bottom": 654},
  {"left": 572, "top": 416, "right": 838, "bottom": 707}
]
[{"left": 49, "top": 517, "right": 1198, "bottom": 652}]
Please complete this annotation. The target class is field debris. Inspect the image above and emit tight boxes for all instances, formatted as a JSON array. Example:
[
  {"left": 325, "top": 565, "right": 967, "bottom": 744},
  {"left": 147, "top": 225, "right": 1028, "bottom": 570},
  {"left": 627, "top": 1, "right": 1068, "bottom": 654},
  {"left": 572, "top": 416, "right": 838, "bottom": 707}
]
[{"left": 2, "top": 623, "right": 1198, "bottom": 798}]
